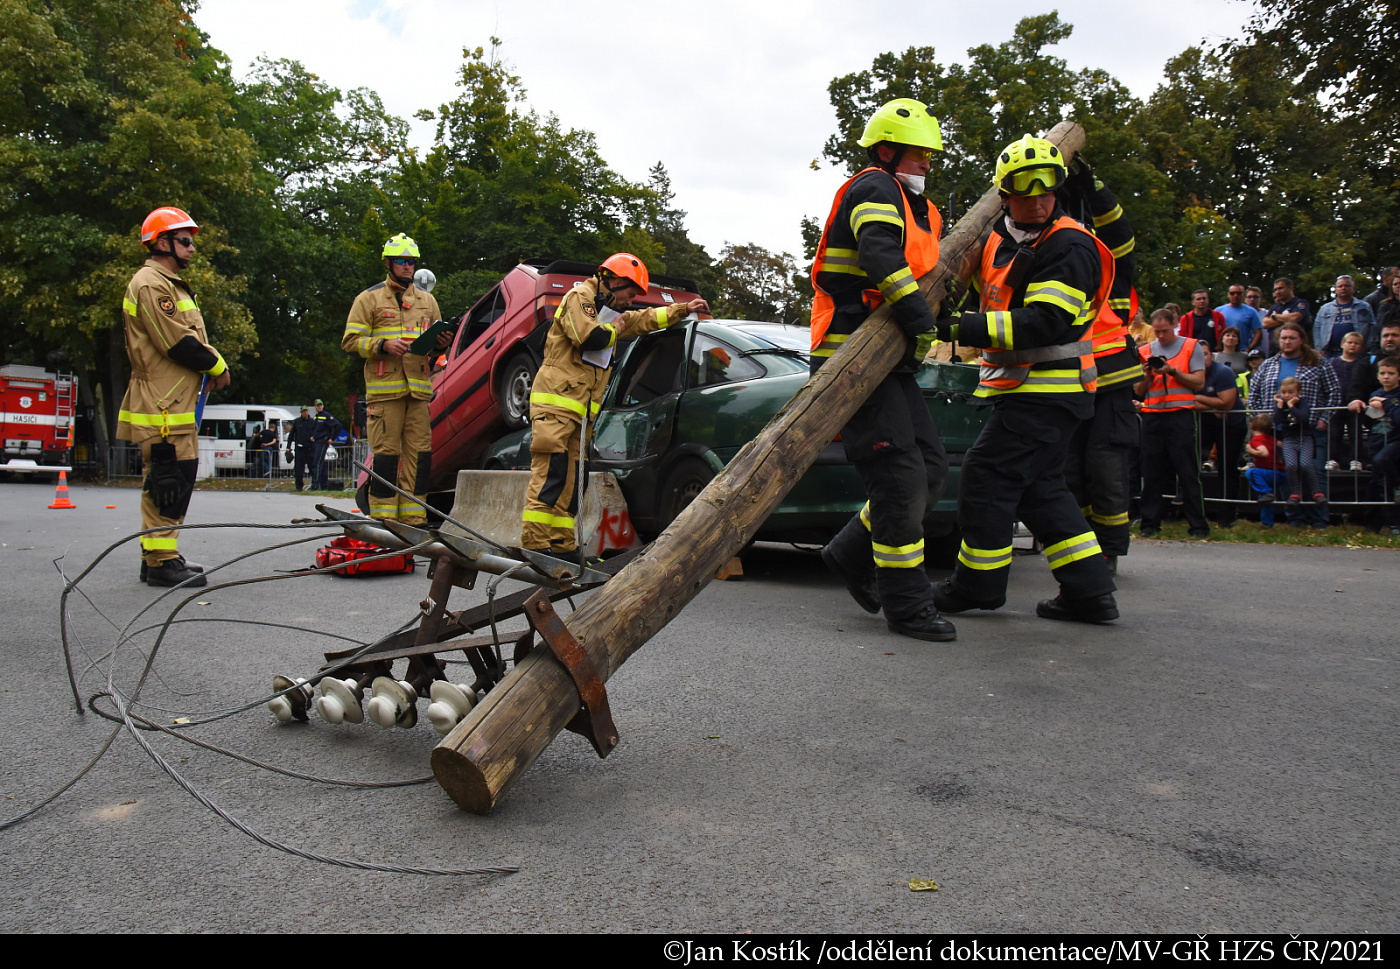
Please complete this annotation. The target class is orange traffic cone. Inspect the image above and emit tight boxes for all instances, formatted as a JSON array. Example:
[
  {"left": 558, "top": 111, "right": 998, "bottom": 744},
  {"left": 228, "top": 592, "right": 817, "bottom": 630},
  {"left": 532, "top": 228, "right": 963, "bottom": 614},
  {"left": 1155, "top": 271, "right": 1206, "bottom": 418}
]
[{"left": 48, "top": 470, "right": 76, "bottom": 509}]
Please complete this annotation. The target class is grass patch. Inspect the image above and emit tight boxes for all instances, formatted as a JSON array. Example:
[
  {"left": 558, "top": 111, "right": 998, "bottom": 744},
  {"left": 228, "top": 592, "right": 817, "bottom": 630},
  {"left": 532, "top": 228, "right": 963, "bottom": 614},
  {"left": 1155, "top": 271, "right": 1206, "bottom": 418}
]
[{"left": 1135, "top": 519, "right": 1400, "bottom": 549}]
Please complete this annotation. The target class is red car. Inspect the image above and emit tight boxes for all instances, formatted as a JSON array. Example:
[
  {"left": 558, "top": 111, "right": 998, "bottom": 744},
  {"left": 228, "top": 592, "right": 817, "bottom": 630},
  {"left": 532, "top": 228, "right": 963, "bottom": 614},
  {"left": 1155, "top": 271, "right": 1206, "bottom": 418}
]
[{"left": 423, "top": 258, "right": 705, "bottom": 492}]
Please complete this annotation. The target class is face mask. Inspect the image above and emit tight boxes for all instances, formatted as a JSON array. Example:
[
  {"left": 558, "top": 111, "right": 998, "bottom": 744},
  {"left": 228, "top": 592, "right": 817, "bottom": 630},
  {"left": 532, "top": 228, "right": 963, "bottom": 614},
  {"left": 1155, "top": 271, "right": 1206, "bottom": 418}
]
[{"left": 895, "top": 173, "right": 926, "bottom": 195}]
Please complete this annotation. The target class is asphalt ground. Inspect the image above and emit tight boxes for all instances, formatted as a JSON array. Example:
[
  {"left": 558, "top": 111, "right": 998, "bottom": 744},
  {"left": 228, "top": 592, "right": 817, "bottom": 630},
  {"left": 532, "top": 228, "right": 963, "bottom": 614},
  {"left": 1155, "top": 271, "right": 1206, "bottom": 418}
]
[{"left": 0, "top": 481, "right": 1395, "bottom": 933}]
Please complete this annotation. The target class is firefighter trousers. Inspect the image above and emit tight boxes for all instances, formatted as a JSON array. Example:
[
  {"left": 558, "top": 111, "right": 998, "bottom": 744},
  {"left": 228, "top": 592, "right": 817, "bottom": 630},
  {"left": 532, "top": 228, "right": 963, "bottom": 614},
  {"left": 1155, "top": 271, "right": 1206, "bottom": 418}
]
[
  {"left": 139, "top": 434, "right": 199, "bottom": 566},
  {"left": 826, "top": 371, "right": 947, "bottom": 621},
  {"left": 1064, "top": 387, "right": 1138, "bottom": 557},
  {"left": 365, "top": 396, "right": 432, "bottom": 523},
  {"left": 950, "top": 397, "right": 1114, "bottom": 603},
  {"left": 522, "top": 412, "right": 588, "bottom": 553}
]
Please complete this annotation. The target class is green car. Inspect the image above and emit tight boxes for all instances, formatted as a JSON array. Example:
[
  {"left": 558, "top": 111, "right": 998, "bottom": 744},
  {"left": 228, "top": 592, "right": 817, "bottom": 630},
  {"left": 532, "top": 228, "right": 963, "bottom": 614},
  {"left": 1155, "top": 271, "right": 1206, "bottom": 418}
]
[{"left": 480, "top": 319, "right": 988, "bottom": 548}]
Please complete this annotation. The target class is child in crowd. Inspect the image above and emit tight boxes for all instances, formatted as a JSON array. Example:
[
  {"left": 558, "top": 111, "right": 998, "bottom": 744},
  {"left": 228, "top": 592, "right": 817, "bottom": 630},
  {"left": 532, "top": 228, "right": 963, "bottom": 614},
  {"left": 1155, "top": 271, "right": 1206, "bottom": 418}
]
[
  {"left": 1245, "top": 414, "right": 1285, "bottom": 527},
  {"left": 1244, "top": 349, "right": 1264, "bottom": 397},
  {"left": 1363, "top": 357, "right": 1400, "bottom": 532},
  {"left": 1273, "top": 376, "right": 1326, "bottom": 508},
  {"left": 1327, "top": 332, "right": 1369, "bottom": 471}
]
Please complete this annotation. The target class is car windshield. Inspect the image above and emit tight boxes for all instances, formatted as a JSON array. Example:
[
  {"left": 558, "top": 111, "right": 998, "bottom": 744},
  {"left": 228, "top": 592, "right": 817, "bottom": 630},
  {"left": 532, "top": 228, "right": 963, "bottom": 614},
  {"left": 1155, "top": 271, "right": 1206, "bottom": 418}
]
[{"left": 729, "top": 323, "right": 811, "bottom": 355}]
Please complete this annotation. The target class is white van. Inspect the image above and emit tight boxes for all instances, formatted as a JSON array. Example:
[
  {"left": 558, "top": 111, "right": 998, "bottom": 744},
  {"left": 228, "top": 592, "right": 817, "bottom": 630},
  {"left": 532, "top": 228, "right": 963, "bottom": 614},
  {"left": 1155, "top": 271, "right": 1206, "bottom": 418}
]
[{"left": 197, "top": 404, "right": 302, "bottom": 478}]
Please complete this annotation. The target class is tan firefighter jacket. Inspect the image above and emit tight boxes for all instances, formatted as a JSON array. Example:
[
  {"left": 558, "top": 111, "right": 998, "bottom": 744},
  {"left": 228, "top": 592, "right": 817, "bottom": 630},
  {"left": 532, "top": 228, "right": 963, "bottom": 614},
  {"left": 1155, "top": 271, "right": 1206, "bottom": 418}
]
[
  {"left": 117, "top": 260, "right": 228, "bottom": 443},
  {"left": 529, "top": 275, "right": 678, "bottom": 423},
  {"left": 342, "top": 275, "right": 442, "bottom": 402}
]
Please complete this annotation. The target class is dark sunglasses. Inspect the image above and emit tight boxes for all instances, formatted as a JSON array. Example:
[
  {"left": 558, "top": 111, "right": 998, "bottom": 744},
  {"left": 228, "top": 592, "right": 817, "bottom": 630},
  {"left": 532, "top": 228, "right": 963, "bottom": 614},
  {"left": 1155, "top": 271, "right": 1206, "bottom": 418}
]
[
  {"left": 391, "top": 257, "right": 417, "bottom": 267},
  {"left": 172, "top": 237, "right": 195, "bottom": 248}
]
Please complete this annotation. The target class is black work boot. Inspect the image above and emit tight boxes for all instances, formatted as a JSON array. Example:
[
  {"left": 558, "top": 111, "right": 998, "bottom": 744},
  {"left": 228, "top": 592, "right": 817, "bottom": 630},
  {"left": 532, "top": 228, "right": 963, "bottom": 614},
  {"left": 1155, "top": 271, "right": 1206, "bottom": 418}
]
[
  {"left": 140, "top": 556, "right": 204, "bottom": 582},
  {"left": 145, "top": 558, "right": 208, "bottom": 588},
  {"left": 932, "top": 577, "right": 1005, "bottom": 613},
  {"left": 1036, "top": 593, "right": 1119, "bottom": 624},
  {"left": 887, "top": 605, "right": 957, "bottom": 642}
]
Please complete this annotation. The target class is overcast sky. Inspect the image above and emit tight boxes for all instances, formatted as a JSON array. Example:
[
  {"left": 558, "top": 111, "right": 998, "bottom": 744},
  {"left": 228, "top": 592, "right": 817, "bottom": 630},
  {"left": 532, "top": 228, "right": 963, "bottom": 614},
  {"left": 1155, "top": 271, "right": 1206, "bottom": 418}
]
[{"left": 195, "top": 0, "right": 1258, "bottom": 262}]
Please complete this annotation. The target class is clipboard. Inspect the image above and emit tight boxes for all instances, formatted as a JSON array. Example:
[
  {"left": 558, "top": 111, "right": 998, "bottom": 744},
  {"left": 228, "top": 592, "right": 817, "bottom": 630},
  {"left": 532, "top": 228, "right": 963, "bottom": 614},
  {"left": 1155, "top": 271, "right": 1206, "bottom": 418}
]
[{"left": 409, "top": 318, "right": 456, "bottom": 355}]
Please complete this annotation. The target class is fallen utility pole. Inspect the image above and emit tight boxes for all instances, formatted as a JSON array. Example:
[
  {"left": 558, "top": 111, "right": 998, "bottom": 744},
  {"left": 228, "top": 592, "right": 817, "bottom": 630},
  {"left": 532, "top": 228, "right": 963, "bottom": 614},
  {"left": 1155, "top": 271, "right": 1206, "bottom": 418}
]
[{"left": 433, "top": 121, "right": 1088, "bottom": 813}]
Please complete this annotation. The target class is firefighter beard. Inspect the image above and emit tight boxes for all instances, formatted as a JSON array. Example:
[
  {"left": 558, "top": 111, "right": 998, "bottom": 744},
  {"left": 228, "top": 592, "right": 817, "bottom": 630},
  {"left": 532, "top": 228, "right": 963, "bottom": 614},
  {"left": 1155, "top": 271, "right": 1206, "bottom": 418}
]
[
  {"left": 522, "top": 412, "right": 586, "bottom": 554},
  {"left": 365, "top": 397, "right": 432, "bottom": 524},
  {"left": 825, "top": 371, "right": 948, "bottom": 621}
]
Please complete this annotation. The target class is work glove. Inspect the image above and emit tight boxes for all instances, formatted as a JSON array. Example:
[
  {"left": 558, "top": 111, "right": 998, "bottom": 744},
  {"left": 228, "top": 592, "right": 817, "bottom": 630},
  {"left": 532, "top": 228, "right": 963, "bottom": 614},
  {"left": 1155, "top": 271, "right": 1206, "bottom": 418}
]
[
  {"left": 912, "top": 331, "right": 938, "bottom": 363},
  {"left": 145, "top": 442, "right": 185, "bottom": 509}
]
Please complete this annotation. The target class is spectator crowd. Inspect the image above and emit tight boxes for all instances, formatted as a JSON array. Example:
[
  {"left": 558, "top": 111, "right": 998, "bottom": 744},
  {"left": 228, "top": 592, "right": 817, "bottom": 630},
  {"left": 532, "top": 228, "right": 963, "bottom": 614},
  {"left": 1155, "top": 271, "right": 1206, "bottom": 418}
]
[{"left": 1124, "top": 270, "right": 1400, "bottom": 535}]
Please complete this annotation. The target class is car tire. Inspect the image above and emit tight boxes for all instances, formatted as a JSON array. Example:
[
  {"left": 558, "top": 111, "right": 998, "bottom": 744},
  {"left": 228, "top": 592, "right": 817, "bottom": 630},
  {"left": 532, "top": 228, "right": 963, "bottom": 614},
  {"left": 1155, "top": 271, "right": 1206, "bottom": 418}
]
[
  {"left": 497, "top": 351, "right": 537, "bottom": 431},
  {"left": 659, "top": 457, "right": 715, "bottom": 530}
]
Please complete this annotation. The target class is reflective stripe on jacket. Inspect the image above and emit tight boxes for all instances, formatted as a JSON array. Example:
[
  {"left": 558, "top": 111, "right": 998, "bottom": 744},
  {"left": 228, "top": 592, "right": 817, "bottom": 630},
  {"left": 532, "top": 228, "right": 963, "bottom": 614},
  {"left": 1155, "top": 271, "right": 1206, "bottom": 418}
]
[
  {"left": 117, "top": 260, "right": 227, "bottom": 443},
  {"left": 341, "top": 276, "right": 441, "bottom": 401},
  {"left": 1138, "top": 338, "right": 1201, "bottom": 412},
  {"left": 810, "top": 167, "right": 940, "bottom": 357},
  {"left": 973, "top": 217, "right": 1106, "bottom": 398},
  {"left": 529, "top": 275, "right": 674, "bottom": 424}
]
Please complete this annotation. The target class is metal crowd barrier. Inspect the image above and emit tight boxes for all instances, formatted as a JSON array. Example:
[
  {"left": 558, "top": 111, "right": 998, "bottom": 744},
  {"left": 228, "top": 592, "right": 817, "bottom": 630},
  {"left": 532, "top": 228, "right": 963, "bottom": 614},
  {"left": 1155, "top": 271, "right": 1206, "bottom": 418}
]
[{"left": 103, "top": 439, "right": 370, "bottom": 492}]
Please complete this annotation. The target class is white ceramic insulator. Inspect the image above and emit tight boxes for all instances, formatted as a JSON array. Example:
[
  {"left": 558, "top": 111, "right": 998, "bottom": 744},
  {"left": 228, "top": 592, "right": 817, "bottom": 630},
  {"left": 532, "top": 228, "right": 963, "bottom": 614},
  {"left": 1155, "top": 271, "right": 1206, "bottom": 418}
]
[
  {"left": 316, "top": 694, "right": 347, "bottom": 725},
  {"left": 426, "top": 701, "right": 458, "bottom": 735},
  {"left": 366, "top": 694, "right": 398, "bottom": 729},
  {"left": 267, "top": 696, "right": 295, "bottom": 722}
]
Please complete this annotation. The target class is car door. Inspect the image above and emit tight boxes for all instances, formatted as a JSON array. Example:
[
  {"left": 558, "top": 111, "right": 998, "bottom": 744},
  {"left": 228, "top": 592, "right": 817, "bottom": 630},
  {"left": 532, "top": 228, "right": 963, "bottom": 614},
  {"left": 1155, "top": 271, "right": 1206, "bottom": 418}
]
[
  {"left": 591, "top": 325, "right": 689, "bottom": 515},
  {"left": 436, "top": 285, "right": 506, "bottom": 439},
  {"left": 672, "top": 330, "right": 771, "bottom": 459}
]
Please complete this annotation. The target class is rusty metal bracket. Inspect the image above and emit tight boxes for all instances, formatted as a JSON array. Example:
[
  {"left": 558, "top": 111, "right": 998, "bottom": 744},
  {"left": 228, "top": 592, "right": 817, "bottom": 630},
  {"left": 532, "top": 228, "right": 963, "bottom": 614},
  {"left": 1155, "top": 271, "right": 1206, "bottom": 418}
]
[{"left": 523, "top": 590, "right": 618, "bottom": 758}]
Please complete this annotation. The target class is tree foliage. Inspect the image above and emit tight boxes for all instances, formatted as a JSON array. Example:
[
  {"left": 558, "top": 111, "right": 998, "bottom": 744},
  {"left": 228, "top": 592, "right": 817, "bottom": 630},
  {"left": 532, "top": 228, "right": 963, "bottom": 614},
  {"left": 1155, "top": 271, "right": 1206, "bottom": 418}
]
[
  {"left": 821, "top": 11, "right": 1400, "bottom": 313},
  {"left": 713, "top": 244, "right": 807, "bottom": 324},
  {"left": 0, "top": 0, "right": 256, "bottom": 415}
]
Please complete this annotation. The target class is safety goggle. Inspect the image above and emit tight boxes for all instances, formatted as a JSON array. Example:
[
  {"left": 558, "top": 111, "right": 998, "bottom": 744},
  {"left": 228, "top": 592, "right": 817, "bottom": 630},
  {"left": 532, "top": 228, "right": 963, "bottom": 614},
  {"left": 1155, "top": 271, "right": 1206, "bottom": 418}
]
[
  {"left": 390, "top": 257, "right": 417, "bottom": 266},
  {"left": 171, "top": 237, "right": 195, "bottom": 248},
  {"left": 999, "top": 165, "right": 1066, "bottom": 197}
]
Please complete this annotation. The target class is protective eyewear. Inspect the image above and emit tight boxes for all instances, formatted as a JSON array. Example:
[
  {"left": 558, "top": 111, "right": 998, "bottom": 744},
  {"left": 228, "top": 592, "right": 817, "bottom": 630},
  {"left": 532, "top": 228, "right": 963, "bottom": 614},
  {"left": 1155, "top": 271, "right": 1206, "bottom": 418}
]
[
  {"left": 391, "top": 257, "right": 417, "bottom": 267},
  {"left": 999, "top": 165, "right": 1066, "bottom": 197},
  {"left": 171, "top": 237, "right": 195, "bottom": 248}
]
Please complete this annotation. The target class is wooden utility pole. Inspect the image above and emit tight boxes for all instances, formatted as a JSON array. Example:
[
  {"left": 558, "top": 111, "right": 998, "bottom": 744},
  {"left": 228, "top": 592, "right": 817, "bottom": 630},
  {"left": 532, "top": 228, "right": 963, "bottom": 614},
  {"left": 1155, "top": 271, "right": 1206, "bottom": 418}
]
[{"left": 433, "top": 122, "right": 1088, "bottom": 813}]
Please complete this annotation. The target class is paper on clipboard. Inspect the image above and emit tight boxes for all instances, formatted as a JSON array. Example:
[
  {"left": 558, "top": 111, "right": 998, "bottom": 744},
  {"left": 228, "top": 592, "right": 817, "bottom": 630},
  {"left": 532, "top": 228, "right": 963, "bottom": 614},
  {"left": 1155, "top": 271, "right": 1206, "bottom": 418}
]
[{"left": 580, "top": 305, "right": 621, "bottom": 368}]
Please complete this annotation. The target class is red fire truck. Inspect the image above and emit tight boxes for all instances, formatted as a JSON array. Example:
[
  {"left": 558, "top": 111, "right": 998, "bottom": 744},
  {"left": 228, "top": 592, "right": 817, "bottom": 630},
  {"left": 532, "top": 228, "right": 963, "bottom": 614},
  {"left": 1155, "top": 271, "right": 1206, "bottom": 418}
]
[{"left": 0, "top": 364, "right": 76, "bottom": 474}]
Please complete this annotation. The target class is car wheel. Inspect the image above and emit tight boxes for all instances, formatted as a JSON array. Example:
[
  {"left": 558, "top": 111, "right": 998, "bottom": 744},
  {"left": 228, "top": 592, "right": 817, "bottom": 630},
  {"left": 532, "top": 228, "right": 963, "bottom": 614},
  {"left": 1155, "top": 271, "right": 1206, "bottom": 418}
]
[
  {"left": 659, "top": 457, "right": 715, "bottom": 529},
  {"left": 497, "top": 352, "right": 537, "bottom": 431}
]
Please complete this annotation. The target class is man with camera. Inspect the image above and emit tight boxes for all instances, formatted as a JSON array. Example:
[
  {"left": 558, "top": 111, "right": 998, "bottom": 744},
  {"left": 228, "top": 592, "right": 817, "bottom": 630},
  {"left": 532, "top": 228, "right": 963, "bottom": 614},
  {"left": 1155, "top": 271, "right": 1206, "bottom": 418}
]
[{"left": 1136, "top": 308, "right": 1209, "bottom": 537}]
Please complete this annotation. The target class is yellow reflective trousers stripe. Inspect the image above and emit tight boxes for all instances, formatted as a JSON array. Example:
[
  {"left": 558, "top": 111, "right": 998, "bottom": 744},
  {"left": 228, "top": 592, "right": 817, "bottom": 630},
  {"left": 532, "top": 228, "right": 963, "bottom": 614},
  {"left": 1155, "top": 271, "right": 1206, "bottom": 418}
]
[
  {"left": 957, "top": 542, "right": 1013, "bottom": 571},
  {"left": 1044, "top": 531, "right": 1103, "bottom": 570},
  {"left": 872, "top": 538, "right": 924, "bottom": 568},
  {"left": 522, "top": 508, "right": 576, "bottom": 529}
]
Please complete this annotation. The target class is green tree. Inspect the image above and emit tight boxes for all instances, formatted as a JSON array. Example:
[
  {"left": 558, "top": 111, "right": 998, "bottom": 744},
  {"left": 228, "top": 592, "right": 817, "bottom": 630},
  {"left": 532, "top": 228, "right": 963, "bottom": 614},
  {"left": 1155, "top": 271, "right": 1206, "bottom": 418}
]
[
  {"left": 820, "top": 14, "right": 1171, "bottom": 303},
  {"left": 223, "top": 56, "right": 410, "bottom": 408},
  {"left": 1135, "top": 44, "right": 1393, "bottom": 305},
  {"left": 713, "top": 244, "right": 807, "bottom": 324},
  {"left": 393, "top": 41, "right": 662, "bottom": 318},
  {"left": 640, "top": 162, "right": 721, "bottom": 298},
  {"left": 0, "top": 0, "right": 256, "bottom": 435}
]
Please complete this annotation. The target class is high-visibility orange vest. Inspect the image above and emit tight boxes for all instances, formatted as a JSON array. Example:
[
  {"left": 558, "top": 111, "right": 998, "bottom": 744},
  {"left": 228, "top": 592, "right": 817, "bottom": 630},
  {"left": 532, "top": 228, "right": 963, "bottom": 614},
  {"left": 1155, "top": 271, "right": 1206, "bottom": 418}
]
[
  {"left": 810, "top": 168, "right": 939, "bottom": 356},
  {"left": 1138, "top": 337, "right": 1200, "bottom": 412},
  {"left": 974, "top": 217, "right": 1108, "bottom": 398}
]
